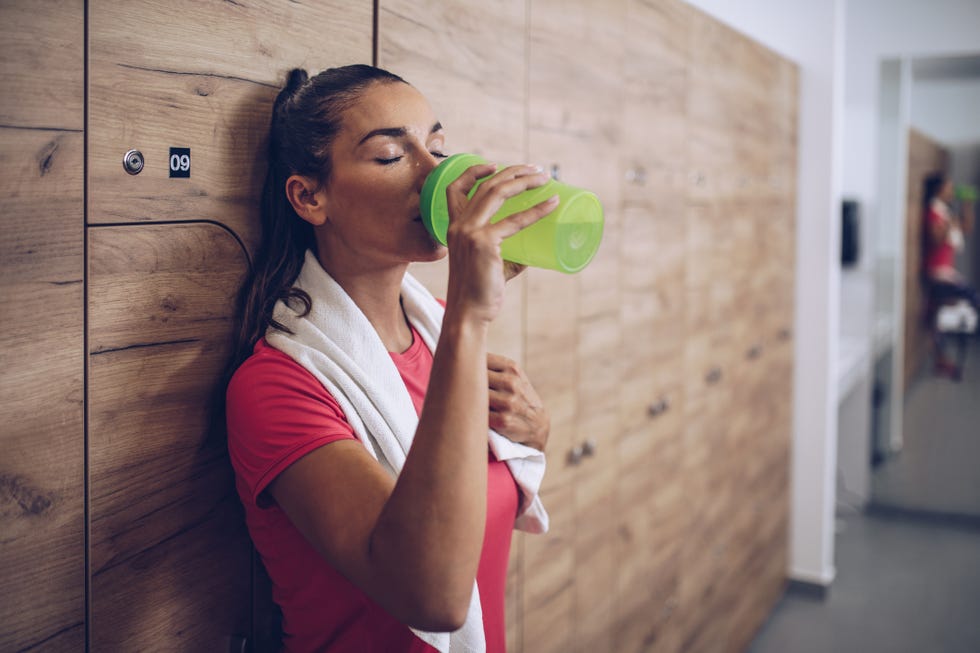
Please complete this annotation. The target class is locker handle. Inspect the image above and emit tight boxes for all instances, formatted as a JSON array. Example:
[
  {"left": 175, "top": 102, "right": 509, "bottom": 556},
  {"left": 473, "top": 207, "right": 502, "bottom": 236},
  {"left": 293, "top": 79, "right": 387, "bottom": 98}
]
[
  {"left": 625, "top": 166, "right": 647, "bottom": 186},
  {"left": 582, "top": 438, "right": 597, "bottom": 457},
  {"left": 648, "top": 398, "right": 671, "bottom": 417},
  {"left": 705, "top": 367, "right": 723, "bottom": 385}
]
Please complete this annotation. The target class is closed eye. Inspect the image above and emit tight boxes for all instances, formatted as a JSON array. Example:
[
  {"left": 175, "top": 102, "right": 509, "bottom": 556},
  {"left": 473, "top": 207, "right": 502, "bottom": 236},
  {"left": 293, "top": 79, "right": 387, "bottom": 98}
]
[{"left": 375, "top": 156, "right": 403, "bottom": 165}]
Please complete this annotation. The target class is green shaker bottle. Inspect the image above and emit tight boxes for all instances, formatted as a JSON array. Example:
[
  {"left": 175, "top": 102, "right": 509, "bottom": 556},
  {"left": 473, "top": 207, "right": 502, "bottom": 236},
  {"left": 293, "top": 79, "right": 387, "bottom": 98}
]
[{"left": 420, "top": 153, "right": 604, "bottom": 274}]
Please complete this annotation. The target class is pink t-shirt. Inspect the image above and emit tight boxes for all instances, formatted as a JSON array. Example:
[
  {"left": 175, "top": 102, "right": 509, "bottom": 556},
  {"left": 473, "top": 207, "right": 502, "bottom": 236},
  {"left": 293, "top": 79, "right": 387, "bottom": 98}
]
[
  {"left": 926, "top": 205, "right": 956, "bottom": 277},
  {"left": 227, "top": 331, "right": 517, "bottom": 652}
]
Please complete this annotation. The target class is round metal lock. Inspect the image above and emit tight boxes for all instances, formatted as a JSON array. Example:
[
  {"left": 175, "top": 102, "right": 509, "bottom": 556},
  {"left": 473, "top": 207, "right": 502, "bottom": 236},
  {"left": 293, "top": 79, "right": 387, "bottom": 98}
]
[{"left": 123, "top": 149, "right": 144, "bottom": 175}]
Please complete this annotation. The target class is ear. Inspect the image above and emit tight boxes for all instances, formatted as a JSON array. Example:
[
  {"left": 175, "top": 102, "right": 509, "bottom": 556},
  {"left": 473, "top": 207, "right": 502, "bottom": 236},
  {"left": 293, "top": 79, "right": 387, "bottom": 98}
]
[{"left": 285, "top": 174, "right": 329, "bottom": 226}]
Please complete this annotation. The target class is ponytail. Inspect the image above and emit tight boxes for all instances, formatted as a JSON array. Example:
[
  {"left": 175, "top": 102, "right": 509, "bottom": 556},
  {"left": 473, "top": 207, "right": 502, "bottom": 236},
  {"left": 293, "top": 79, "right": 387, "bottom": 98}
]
[{"left": 229, "top": 64, "right": 408, "bottom": 370}]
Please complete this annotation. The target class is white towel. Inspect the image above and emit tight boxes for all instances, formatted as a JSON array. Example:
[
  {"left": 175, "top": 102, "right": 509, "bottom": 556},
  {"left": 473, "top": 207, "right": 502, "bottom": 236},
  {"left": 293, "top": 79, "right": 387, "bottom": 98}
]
[{"left": 266, "top": 250, "right": 549, "bottom": 653}]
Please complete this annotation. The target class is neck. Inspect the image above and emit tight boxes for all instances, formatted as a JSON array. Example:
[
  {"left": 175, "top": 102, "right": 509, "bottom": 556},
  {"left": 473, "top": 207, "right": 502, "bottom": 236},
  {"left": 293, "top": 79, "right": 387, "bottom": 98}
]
[{"left": 314, "top": 242, "right": 414, "bottom": 354}]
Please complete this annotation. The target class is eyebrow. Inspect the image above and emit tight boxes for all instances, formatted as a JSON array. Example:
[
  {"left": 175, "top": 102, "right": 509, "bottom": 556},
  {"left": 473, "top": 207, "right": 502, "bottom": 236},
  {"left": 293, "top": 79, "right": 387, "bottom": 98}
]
[{"left": 357, "top": 121, "right": 443, "bottom": 146}]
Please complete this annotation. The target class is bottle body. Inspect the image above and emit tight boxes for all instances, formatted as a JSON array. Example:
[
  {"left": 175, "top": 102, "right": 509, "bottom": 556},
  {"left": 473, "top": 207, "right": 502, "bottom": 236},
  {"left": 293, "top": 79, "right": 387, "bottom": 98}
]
[{"left": 420, "top": 153, "right": 603, "bottom": 273}]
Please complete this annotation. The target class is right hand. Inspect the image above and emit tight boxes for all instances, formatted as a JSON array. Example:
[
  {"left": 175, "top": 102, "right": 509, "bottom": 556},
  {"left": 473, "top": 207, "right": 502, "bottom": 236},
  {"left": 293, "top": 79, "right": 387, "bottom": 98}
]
[{"left": 443, "top": 163, "right": 557, "bottom": 324}]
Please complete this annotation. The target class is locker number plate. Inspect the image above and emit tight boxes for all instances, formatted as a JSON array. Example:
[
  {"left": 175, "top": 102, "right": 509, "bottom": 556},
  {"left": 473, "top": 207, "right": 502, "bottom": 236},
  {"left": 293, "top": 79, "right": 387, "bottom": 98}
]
[{"left": 169, "top": 148, "right": 191, "bottom": 178}]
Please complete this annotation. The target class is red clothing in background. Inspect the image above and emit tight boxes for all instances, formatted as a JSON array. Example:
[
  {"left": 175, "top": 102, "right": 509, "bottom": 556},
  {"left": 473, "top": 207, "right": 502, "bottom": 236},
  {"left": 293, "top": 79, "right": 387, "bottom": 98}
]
[
  {"left": 925, "top": 202, "right": 956, "bottom": 277},
  {"left": 227, "top": 332, "right": 517, "bottom": 653}
]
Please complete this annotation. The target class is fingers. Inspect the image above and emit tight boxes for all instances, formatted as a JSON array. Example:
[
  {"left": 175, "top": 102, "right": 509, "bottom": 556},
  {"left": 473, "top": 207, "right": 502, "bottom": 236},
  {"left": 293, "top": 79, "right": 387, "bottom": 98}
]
[
  {"left": 449, "top": 163, "right": 545, "bottom": 198},
  {"left": 486, "top": 194, "right": 558, "bottom": 240},
  {"left": 447, "top": 164, "right": 552, "bottom": 229},
  {"left": 487, "top": 352, "right": 518, "bottom": 374},
  {"left": 448, "top": 163, "right": 497, "bottom": 197}
]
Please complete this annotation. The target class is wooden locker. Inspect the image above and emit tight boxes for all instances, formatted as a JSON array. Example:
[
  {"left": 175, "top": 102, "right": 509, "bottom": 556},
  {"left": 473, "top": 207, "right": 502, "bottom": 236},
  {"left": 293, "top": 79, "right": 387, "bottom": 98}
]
[
  {"left": 86, "top": 2, "right": 372, "bottom": 649},
  {"left": 523, "top": 0, "right": 627, "bottom": 651},
  {"left": 0, "top": 1, "right": 85, "bottom": 650},
  {"left": 88, "top": 0, "right": 371, "bottom": 246},
  {"left": 87, "top": 224, "right": 252, "bottom": 650},
  {"left": 904, "top": 129, "right": 949, "bottom": 385}
]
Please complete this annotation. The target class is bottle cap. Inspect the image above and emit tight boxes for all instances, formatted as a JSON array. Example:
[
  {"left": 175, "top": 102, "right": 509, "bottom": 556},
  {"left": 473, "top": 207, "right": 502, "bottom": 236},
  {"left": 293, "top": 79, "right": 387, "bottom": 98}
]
[{"left": 420, "top": 153, "right": 489, "bottom": 244}]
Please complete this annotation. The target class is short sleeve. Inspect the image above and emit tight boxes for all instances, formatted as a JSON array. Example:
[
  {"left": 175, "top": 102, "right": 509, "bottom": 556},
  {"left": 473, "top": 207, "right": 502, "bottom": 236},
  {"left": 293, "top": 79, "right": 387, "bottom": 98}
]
[{"left": 226, "top": 341, "right": 356, "bottom": 507}]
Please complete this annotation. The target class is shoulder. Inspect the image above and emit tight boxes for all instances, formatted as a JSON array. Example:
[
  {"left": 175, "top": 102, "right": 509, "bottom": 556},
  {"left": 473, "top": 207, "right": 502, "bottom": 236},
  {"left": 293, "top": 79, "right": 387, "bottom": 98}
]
[
  {"left": 228, "top": 338, "right": 328, "bottom": 405},
  {"left": 226, "top": 338, "right": 356, "bottom": 503}
]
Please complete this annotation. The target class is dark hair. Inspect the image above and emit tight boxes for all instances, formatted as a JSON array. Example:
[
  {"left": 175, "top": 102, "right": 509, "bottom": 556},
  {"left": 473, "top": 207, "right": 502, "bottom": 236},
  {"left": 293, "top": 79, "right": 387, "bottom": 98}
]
[
  {"left": 231, "top": 64, "right": 407, "bottom": 369},
  {"left": 923, "top": 171, "right": 947, "bottom": 211}
]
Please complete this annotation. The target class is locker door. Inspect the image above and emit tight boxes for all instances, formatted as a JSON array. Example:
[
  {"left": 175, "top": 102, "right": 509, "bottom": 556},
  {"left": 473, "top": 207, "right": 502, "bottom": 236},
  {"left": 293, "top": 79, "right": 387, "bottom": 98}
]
[
  {"left": 87, "top": 223, "right": 252, "bottom": 650},
  {"left": 0, "top": 1, "right": 85, "bottom": 650},
  {"left": 86, "top": 2, "right": 371, "bottom": 649},
  {"left": 525, "top": 1, "right": 627, "bottom": 651}
]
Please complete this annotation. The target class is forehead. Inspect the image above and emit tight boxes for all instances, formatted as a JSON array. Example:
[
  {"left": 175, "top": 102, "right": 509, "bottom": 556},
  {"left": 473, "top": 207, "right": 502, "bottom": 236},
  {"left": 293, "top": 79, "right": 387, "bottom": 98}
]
[{"left": 340, "top": 81, "right": 438, "bottom": 141}]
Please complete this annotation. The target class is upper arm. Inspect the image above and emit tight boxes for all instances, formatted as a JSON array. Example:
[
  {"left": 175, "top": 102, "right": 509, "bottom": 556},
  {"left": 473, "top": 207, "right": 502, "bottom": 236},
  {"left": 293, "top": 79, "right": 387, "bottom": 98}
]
[
  {"left": 226, "top": 348, "right": 410, "bottom": 617},
  {"left": 267, "top": 441, "right": 397, "bottom": 594}
]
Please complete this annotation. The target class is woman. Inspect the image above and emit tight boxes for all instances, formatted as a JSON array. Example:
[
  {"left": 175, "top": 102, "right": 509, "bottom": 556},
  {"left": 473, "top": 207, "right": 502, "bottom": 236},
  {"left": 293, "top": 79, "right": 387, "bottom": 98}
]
[
  {"left": 226, "top": 65, "right": 552, "bottom": 652},
  {"left": 922, "top": 172, "right": 977, "bottom": 377}
]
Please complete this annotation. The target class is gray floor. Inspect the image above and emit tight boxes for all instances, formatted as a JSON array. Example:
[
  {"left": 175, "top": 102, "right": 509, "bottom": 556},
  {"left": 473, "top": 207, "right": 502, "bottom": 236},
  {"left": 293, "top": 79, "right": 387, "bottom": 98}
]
[
  {"left": 748, "top": 339, "right": 980, "bottom": 653},
  {"left": 873, "top": 340, "right": 980, "bottom": 517}
]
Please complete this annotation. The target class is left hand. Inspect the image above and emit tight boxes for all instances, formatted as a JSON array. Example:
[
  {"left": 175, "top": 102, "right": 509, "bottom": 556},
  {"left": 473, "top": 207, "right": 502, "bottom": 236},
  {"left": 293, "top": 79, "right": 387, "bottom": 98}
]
[{"left": 487, "top": 353, "right": 549, "bottom": 451}]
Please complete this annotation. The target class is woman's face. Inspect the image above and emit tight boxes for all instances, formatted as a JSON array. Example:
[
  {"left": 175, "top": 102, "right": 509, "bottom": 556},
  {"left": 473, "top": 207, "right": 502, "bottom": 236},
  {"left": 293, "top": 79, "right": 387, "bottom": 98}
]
[
  {"left": 940, "top": 180, "right": 955, "bottom": 203},
  {"left": 320, "top": 81, "right": 448, "bottom": 267}
]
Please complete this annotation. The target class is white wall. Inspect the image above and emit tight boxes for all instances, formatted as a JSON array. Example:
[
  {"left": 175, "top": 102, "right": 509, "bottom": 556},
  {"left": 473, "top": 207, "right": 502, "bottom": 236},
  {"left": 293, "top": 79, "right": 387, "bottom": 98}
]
[
  {"left": 845, "top": 0, "right": 980, "bottom": 254},
  {"left": 844, "top": 0, "right": 980, "bottom": 466},
  {"left": 911, "top": 78, "right": 980, "bottom": 147},
  {"left": 682, "top": 0, "right": 845, "bottom": 587}
]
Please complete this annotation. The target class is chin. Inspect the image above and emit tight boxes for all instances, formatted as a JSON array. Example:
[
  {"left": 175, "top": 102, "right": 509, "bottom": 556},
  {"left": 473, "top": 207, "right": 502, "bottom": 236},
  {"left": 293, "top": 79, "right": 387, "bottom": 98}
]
[{"left": 415, "top": 243, "right": 448, "bottom": 263}]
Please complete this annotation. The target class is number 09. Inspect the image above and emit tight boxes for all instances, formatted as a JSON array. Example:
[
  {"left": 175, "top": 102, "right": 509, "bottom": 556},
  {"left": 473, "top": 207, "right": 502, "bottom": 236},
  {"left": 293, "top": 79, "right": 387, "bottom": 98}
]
[{"left": 170, "top": 154, "right": 190, "bottom": 172}]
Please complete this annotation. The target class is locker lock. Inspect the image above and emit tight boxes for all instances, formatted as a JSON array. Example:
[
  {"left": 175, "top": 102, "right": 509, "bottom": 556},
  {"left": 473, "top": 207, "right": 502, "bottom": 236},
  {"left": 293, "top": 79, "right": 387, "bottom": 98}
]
[{"left": 123, "top": 149, "right": 145, "bottom": 175}]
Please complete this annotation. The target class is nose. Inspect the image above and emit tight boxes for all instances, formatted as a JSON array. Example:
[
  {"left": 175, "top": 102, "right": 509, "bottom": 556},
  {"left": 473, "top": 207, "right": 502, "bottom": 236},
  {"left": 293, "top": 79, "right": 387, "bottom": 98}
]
[{"left": 415, "top": 150, "right": 441, "bottom": 192}]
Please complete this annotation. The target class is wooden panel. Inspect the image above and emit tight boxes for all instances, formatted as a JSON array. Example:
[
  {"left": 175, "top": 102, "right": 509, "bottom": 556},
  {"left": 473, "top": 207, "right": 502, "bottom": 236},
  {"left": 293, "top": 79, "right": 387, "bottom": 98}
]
[
  {"left": 379, "top": 0, "right": 526, "bottom": 164},
  {"left": 621, "top": 0, "right": 692, "bottom": 204},
  {"left": 904, "top": 128, "right": 948, "bottom": 385},
  {"left": 679, "top": 10, "right": 798, "bottom": 653},
  {"left": 88, "top": 0, "right": 372, "bottom": 246},
  {"left": 88, "top": 224, "right": 251, "bottom": 650},
  {"left": 0, "top": 1, "right": 85, "bottom": 650},
  {"left": 0, "top": 0, "right": 84, "bottom": 130},
  {"left": 524, "top": 0, "right": 627, "bottom": 648},
  {"left": 521, "top": 483, "right": 576, "bottom": 653}
]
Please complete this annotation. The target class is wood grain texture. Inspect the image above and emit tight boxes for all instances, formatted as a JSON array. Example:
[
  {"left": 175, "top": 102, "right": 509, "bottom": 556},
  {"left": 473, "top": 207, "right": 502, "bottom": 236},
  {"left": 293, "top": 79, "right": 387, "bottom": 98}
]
[
  {"left": 87, "top": 0, "right": 373, "bottom": 248},
  {"left": 88, "top": 224, "right": 251, "bottom": 651},
  {"left": 904, "top": 128, "right": 949, "bottom": 386},
  {"left": 0, "top": 1, "right": 84, "bottom": 130},
  {"left": 521, "top": 0, "right": 629, "bottom": 648},
  {"left": 0, "top": 1, "right": 85, "bottom": 650},
  {"left": 379, "top": 0, "right": 526, "bottom": 165}
]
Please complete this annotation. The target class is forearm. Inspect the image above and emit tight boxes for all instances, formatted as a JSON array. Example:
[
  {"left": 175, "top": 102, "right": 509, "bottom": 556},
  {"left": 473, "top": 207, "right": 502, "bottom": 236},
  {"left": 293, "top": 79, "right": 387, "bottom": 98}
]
[{"left": 369, "top": 310, "right": 490, "bottom": 625}]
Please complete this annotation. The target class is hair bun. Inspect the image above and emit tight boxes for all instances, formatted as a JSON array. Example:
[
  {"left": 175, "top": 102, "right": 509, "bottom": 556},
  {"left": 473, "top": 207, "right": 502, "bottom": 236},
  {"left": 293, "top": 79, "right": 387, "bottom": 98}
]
[{"left": 285, "top": 68, "right": 309, "bottom": 94}]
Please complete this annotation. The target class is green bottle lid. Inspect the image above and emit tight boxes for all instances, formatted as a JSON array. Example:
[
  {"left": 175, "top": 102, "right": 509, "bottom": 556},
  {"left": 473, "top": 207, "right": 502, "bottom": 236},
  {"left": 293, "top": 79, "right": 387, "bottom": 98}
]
[{"left": 419, "top": 153, "right": 489, "bottom": 244}]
